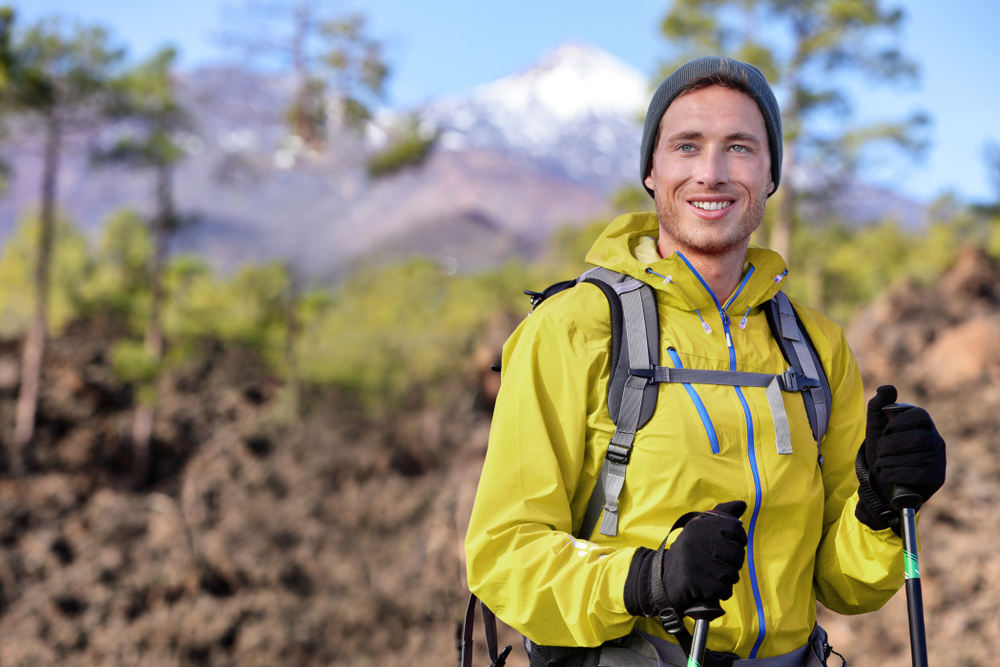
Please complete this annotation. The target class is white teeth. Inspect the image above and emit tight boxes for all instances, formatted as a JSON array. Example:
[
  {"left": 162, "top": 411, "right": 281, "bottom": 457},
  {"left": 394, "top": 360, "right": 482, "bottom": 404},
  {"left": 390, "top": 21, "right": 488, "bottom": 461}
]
[{"left": 691, "top": 201, "right": 733, "bottom": 211}]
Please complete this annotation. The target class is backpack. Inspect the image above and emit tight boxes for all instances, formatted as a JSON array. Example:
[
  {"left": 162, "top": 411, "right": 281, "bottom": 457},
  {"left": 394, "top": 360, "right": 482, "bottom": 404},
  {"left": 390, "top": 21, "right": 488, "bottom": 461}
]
[{"left": 461, "top": 267, "right": 832, "bottom": 667}]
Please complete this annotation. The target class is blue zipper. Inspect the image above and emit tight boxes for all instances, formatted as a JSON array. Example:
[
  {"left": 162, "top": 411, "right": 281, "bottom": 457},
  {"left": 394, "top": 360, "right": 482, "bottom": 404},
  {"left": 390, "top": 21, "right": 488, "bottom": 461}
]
[
  {"left": 725, "top": 267, "right": 755, "bottom": 313},
  {"left": 666, "top": 348, "right": 720, "bottom": 454},
  {"left": 738, "top": 385, "right": 768, "bottom": 658},
  {"left": 676, "top": 252, "right": 767, "bottom": 656}
]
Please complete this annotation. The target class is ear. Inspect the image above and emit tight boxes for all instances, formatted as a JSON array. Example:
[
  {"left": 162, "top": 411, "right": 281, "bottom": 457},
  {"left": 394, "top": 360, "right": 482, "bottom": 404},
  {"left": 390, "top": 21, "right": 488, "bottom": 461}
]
[
  {"left": 767, "top": 178, "right": 775, "bottom": 195},
  {"left": 644, "top": 173, "right": 655, "bottom": 192}
]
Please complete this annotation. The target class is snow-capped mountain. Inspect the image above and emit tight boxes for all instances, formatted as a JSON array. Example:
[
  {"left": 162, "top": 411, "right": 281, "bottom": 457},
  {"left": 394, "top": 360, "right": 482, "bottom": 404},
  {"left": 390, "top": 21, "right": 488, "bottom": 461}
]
[
  {"left": 419, "top": 42, "right": 648, "bottom": 187},
  {"left": 0, "top": 42, "right": 926, "bottom": 279}
]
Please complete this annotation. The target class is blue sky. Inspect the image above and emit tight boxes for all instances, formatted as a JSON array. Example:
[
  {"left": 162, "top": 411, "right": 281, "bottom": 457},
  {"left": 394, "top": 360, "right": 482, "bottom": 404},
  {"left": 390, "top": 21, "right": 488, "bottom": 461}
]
[{"left": 15, "top": 0, "right": 1000, "bottom": 205}]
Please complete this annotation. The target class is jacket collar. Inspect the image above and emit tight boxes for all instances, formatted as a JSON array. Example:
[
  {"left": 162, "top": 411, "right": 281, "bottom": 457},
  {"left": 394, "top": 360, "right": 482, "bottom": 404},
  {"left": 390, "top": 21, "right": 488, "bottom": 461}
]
[{"left": 584, "top": 212, "right": 789, "bottom": 314}]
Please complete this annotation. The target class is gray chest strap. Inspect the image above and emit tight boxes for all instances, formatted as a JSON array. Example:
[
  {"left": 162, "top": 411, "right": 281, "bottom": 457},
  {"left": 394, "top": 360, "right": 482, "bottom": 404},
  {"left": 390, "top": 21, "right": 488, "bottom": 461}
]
[{"left": 577, "top": 278, "right": 828, "bottom": 541}]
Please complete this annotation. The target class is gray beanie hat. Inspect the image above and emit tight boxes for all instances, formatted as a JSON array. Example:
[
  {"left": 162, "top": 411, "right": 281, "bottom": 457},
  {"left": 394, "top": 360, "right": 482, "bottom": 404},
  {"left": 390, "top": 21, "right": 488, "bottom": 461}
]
[{"left": 640, "top": 56, "right": 782, "bottom": 198}]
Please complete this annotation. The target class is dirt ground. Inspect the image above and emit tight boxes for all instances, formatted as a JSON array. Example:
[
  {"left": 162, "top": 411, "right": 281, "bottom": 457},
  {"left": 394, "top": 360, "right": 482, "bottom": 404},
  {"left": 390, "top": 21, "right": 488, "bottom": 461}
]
[{"left": 1, "top": 247, "right": 999, "bottom": 666}]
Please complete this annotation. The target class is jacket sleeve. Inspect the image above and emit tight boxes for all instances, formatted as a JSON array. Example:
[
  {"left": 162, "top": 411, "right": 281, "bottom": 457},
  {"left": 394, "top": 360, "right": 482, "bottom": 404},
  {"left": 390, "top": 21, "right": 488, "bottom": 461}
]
[
  {"left": 465, "top": 296, "right": 639, "bottom": 647},
  {"left": 810, "top": 322, "right": 906, "bottom": 613}
]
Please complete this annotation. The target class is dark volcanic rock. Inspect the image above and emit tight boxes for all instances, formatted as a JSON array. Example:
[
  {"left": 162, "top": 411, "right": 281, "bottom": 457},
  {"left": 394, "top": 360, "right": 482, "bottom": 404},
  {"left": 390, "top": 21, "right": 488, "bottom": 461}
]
[
  {"left": 3, "top": 247, "right": 1000, "bottom": 666},
  {"left": 0, "top": 318, "right": 493, "bottom": 667}
]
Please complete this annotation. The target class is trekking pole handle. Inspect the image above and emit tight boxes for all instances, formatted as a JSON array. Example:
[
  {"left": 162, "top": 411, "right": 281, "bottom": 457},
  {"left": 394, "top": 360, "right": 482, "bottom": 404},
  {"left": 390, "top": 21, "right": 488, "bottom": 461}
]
[
  {"left": 882, "top": 402, "right": 925, "bottom": 511},
  {"left": 685, "top": 602, "right": 725, "bottom": 622},
  {"left": 685, "top": 603, "right": 724, "bottom": 667}
]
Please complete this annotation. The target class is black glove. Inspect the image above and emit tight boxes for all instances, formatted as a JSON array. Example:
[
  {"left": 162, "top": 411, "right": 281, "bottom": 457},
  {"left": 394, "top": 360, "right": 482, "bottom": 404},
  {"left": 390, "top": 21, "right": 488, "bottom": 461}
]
[
  {"left": 624, "top": 501, "right": 747, "bottom": 622},
  {"left": 855, "top": 385, "right": 947, "bottom": 534}
]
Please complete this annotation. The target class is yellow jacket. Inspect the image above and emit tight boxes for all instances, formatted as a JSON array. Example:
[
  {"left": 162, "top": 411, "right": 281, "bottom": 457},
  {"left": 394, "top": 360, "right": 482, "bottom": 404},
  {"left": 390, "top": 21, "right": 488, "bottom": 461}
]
[{"left": 465, "top": 212, "right": 905, "bottom": 658}]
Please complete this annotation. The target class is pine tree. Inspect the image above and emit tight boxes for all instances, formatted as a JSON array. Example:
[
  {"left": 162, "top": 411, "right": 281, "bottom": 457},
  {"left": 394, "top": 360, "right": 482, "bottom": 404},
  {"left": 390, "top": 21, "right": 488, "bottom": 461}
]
[
  {"left": 217, "top": 0, "right": 387, "bottom": 156},
  {"left": 6, "top": 17, "right": 123, "bottom": 474},
  {"left": 93, "top": 46, "right": 193, "bottom": 486}
]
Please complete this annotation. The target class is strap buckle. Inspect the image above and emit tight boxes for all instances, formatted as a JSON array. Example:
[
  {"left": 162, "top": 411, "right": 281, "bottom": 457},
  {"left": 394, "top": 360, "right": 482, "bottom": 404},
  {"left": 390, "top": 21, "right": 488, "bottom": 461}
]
[
  {"left": 522, "top": 290, "right": 544, "bottom": 307},
  {"left": 657, "top": 607, "right": 685, "bottom": 635},
  {"left": 780, "top": 368, "right": 821, "bottom": 392},
  {"left": 627, "top": 367, "right": 654, "bottom": 379},
  {"left": 605, "top": 444, "right": 631, "bottom": 464}
]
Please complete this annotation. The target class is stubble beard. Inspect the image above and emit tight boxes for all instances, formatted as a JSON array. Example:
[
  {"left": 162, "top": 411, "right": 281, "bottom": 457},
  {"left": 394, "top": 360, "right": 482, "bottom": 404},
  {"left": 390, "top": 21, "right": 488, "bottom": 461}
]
[{"left": 653, "top": 188, "right": 768, "bottom": 257}]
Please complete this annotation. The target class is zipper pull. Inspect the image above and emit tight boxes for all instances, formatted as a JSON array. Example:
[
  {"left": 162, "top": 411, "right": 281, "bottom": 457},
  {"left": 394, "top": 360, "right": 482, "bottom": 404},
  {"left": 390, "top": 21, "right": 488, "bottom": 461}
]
[
  {"left": 695, "top": 309, "right": 712, "bottom": 334},
  {"left": 645, "top": 267, "right": 672, "bottom": 284}
]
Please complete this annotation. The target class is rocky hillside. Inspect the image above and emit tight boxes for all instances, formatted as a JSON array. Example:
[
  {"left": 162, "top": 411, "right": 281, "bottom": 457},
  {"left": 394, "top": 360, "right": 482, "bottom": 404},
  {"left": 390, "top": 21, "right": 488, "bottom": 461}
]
[
  {"left": 0, "top": 315, "right": 502, "bottom": 667},
  {"left": 1, "top": 248, "right": 999, "bottom": 666},
  {"left": 830, "top": 245, "right": 1000, "bottom": 666}
]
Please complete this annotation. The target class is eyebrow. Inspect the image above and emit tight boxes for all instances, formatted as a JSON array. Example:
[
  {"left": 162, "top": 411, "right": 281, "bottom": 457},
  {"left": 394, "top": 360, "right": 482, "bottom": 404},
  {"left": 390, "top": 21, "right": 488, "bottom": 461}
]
[
  {"left": 665, "top": 130, "right": 763, "bottom": 144},
  {"left": 726, "top": 132, "right": 763, "bottom": 144}
]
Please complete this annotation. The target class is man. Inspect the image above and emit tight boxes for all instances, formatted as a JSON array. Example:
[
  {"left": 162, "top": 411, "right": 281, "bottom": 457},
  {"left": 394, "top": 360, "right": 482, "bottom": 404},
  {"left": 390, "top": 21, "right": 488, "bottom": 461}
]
[{"left": 465, "top": 57, "right": 946, "bottom": 665}]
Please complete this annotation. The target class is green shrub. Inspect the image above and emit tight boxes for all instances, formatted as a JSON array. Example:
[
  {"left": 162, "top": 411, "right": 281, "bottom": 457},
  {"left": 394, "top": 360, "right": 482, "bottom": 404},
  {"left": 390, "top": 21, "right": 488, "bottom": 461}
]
[{"left": 111, "top": 339, "right": 161, "bottom": 384}]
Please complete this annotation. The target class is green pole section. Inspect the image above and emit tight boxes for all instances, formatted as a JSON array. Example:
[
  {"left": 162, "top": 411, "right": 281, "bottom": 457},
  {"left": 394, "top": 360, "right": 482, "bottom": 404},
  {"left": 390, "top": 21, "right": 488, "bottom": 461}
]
[{"left": 904, "top": 548, "right": 920, "bottom": 580}]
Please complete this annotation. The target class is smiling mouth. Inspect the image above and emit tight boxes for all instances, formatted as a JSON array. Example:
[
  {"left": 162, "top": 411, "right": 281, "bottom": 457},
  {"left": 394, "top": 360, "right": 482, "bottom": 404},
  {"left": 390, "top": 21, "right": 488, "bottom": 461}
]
[{"left": 690, "top": 200, "right": 734, "bottom": 211}]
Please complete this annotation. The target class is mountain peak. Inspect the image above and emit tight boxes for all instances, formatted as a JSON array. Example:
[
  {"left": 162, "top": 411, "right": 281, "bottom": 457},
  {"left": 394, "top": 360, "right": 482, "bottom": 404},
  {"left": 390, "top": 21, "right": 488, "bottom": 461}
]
[
  {"left": 476, "top": 41, "right": 649, "bottom": 122},
  {"left": 420, "top": 42, "right": 649, "bottom": 186}
]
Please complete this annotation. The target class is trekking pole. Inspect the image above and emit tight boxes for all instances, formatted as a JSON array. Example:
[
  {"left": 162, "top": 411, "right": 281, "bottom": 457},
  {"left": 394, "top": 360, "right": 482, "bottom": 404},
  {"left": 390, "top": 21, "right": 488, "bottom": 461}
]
[
  {"left": 883, "top": 402, "right": 929, "bottom": 667},
  {"left": 685, "top": 602, "right": 725, "bottom": 667}
]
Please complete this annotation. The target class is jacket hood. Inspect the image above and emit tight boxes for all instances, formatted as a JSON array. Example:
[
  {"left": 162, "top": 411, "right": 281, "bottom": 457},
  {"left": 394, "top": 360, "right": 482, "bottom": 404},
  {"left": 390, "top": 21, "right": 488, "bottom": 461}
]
[{"left": 584, "top": 212, "right": 789, "bottom": 314}]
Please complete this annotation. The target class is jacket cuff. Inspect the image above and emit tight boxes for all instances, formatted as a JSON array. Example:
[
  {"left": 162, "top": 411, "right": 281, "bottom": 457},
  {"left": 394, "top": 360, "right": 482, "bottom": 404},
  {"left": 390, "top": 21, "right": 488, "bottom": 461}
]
[
  {"left": 855, "top": 493, "right": 890, "bottom": 530},
  {"left": 623, "top": 547, "right": 658, "bottom": 617}
]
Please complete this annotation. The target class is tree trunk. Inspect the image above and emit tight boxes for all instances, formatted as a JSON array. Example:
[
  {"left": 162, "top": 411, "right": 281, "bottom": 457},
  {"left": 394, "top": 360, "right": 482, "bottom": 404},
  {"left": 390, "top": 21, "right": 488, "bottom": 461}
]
[
  {"left": 13, "top": 113, "right": 61, "bottom": 475},
  {"left": 132, "top": 161, "right": 173, "bottom": 488},
  {"left": 770, "top": 144, "right": 794, "bottom": 262},
  {"left": 144, "top": 162, "right": 172, "bottom": 361},
  {"left": 806, "top": 252, "right": 826, "bottom": 314},
  {"left": 283, "top": 263, "right": 300, "bottom": 418},
  {"left": 131, "top": 402, "right": 154, "bottom": 487}
]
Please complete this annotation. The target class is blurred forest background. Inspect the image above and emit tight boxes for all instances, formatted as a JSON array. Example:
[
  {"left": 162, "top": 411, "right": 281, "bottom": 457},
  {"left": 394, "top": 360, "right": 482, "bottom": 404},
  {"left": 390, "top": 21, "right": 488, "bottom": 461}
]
[{"left": 0, "top": 1, "right": 999, "bottom": 666}]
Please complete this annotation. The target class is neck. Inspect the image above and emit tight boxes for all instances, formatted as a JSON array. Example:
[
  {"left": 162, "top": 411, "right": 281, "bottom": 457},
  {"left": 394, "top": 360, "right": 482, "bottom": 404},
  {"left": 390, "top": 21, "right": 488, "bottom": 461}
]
[{"left": 657, "top": 239, "right": 749, "bottom": 303}]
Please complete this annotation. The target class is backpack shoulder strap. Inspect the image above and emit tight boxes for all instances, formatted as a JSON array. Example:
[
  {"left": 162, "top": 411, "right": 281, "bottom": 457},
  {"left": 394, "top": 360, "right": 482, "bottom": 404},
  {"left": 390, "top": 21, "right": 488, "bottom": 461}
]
[
  {"left": 764, "top": 291, "right": 833, "bottom": 462},
  {"left": 521, "top": 268, "right": 662, "bottom": 539},
  {"left": 575, "top": 268, "right": 659, "bottom": 540}
]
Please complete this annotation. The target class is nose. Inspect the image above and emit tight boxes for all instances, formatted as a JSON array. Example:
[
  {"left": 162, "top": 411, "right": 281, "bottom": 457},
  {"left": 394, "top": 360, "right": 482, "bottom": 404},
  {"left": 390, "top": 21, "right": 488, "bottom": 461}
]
[{"left": 695, "top": 146, "right": 729, "bottom": 189}]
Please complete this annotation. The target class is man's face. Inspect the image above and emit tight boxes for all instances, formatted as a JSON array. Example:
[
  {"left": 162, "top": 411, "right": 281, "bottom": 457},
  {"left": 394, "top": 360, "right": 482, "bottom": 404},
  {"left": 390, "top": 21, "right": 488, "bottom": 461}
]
[{"left": 644, "top": 84, "right": 774, "bottom": 258}]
